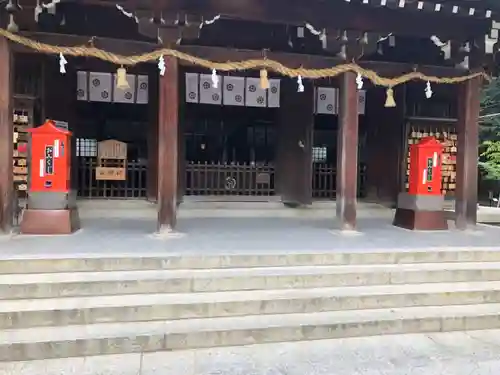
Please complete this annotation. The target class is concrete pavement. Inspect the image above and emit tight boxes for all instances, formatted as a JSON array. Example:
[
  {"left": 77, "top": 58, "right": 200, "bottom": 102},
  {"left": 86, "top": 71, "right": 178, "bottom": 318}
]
[{"left": 3, "top": 330, "right": 500, "bottom": 374}]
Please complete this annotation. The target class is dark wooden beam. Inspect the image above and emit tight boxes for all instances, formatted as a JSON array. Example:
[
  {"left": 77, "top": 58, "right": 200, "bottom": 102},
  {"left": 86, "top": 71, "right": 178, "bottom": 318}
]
[
  {"left": 336, "top": 71, "right": 359, "bottom": 230},
  {"left": 79, "top": 0, "right": 491, "bottom": 38},
  {"left": 0, "top": 36, "right": 13, "bottom": 232},
  {"left": 157, "top": 55, "right": 179, "bottom": 233},
  {"left": 157, "top": 0, "right": 489, "bottom": 39},
  {"left": 455, "top": 76, "right": 481, "bottom": 230}
]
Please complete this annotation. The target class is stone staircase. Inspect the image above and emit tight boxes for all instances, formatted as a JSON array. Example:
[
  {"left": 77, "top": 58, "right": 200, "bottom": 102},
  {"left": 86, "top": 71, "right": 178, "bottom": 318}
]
[{"left": 3, "top": 250, "right": 500, "bottom": 361}]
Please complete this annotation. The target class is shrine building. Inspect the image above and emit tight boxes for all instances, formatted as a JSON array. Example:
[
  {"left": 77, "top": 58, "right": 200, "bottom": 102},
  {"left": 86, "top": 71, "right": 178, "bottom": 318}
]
[{"left": 0, "top": 0, "right": 498, "bottom": 232}]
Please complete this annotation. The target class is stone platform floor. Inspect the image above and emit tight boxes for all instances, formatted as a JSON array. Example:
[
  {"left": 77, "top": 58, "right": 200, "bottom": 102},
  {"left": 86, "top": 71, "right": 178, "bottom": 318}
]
[
  {"left": 2, "top": 213, "right": 500, "bottom": 258},
  {"left": 3, "top": 330, "right": 500, "bottom": 374}
]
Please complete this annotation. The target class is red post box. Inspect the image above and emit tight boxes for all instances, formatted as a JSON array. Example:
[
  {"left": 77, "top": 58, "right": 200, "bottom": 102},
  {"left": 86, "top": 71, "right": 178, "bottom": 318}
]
[
  {"left": 408, "top": 137, "right": 443, "bottom": 196},
  {"left": 28, "top": 120, "right": 71, "bottom": 193},
  {"left": 21, "top": 120, "right": 80, "bottom": 235},
  {"left": 393, "top": 136, "right": 448, "bottom": 231}
]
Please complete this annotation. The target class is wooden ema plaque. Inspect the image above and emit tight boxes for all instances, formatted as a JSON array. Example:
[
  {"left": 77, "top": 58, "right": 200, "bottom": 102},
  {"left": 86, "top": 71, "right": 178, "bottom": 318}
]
[
  {"left": 96, "top": 140, "right": 127, "bottom": 181},
  {"left": 405, "top": 125, "right": 457, "bottom": 196}
]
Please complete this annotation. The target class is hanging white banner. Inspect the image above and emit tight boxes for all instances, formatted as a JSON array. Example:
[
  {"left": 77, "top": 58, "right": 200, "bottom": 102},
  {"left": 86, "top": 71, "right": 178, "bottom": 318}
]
[
  {"left": 358, "top": 89, "right": 366, "bottom": 115},
  {"left": 223, "top": 76, "right": 245, "bottom": 106},
  {"left": 316, "top": 87, "right": 337, "bottom": 114},
  {"left": 135, "top": 75, "right": 149, "bottom": 104},
  {"left": 88, "top": 72, "right": 112, "bottom": 103},
  {"left": 199, "top": 74, "right": 222, "bottom": 105},
  {"left": 185, "top": 73, "right": 199, "bottom": 103},
  {"left": 76, "top": 71, "right": 88, "bottom": 101},
  {"left": 267, "top": 79, "right": 281, "bottom": 108},
  {"left": 113, "top": 74, "right": 136, "bottom": 104},
  {"left": 245, "top": 77, "right": 267, "bottom": 107}
]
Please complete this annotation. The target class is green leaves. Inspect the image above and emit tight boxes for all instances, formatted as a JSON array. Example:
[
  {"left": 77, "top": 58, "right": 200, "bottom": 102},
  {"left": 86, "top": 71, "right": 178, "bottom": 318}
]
[{"left": 479, "top": 78, "right": 500, "bottom": 180}]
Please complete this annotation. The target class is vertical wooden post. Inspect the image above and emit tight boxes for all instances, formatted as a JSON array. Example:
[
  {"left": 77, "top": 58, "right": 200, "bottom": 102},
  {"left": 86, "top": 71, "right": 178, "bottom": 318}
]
[
  {"left": 157, "top": 56, "right": 179, "bottom": 232},
  {"left": 0, "top": 37, "right": 13, "bottom": 232},
  {"left": 455, "top": 77, "right": 481, "bottom": 230},
  {"left": 177, "top": 72, "right": 186, "bottom": 203},
  {"left": 336, "top": 72, "right": 359, "bottom": 230},
  {"left": 147, "top": 69, "right": 159, "bottom": 201},
  {"left": 277, "top": 78, "right": 314, "bottom": 205}
]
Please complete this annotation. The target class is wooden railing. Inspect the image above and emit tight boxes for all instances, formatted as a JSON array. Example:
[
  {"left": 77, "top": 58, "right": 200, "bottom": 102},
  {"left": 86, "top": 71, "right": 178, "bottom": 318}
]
[
  {"left": 185, "top": 162, "right": 275, "bottom": 196},
  {"left": 312, "top": 163, "right": 366, "bottom": 199},
  {"left": 75, "top": 158, "right": 366, "bottom": 200},
  {"left": 76, "top": 157, "right": 147, "bottom": 198}
]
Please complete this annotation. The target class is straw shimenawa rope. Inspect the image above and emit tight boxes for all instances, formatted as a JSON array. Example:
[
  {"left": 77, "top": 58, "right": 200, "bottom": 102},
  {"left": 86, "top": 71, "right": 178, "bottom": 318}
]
[{"left": 0, "top": 28, "right": 489, "bottom": 88}]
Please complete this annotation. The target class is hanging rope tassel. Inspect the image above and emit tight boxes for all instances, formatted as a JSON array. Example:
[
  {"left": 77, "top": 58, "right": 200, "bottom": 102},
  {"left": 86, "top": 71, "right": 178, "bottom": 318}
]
[
  {"left": 211, "top": 69, "right": 219, "bottom": 88},
  {"left": 59, "top": 52, "right": 67, "bottom": 74},
  {"left": 116, "top": 66, "right": 129, "bottom": 89},
  {"left": 260, "top": 69, "right": 269, "bottom": 90},
  {"left": 297, "top": 75, "right": 304, "bottom": 92},
  {"left": 384, "top": 87, "right": 396, "bottom": 107},
  {"left": 425, "top": 81, "right": 433, "bottom": 99},
  {"left": 356, "top": 73, "right": 363, "bottom": 90},
  {"left": 158, "top": 55, "right": 166, "bottom": 76}
]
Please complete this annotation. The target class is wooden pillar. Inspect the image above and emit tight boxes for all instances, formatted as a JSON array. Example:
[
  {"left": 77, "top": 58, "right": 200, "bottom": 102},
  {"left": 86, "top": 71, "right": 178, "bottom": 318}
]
[
  {"left": 276, "top": 78, "right": 314, "bottom": 205},
  {"left": 0, "top": 37, "right": 13, "bottom": 232},
  {"left": 336, "top": 72, "right": 359, "bottom": 230},
  {"left": 177, "top": 69, "right": 186, "bottom": 203},
  {"left": 147, "top": 69, "right": 159, "bottom": 201},
  {"left": 455, "top": 77, "right": 481, "bottom": 230},
  {"left": 157, "top": 56, "right": 179, "bottom": 232}
]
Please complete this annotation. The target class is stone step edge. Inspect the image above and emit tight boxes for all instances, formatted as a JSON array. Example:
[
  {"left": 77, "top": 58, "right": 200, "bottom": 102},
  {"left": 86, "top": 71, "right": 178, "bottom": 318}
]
[
  {"left": 2, "top": 281, "right": 500, "bottom": 313},
  {"left": 3, "top": 249, "right": 500, "bottom": 273},
  {"left": 2, "top": 303, "right": 500, "bottom": 361},
  {"left": 5, "top": 262, "right": 500, "bottom": 285},
  {"left": 3, "top": 283, "right": 500, "bottom": 330}
]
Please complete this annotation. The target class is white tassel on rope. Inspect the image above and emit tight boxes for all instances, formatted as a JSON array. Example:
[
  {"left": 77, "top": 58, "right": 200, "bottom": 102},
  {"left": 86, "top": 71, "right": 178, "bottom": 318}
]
[
  {"left": 425, "top": 81, "right": 433, "bottom": 99},
  {"left": 158, "top": 55, "right": 166, "bottom": 76},
  {"left": 116, "top": 4, "right": 139, "bottom": 23},
  {"left": 34, "top": 0, "right": 42, "bottom": 22},
  {"left": 42, "top": 0, "right": 60, "bottom": 15},
  {"left": 297, "top": 75, "right": 304, "bottom": 92},
  {"left": 211, "top": 69, "right": 219, "bottom": 89},
  {"left": 59, "top": 53, "right": 67, "bottom": 74},
  {"left": 199, "top": 14, "right": 221, "bottom": 29},
  {"left": 356, "top": 73, "right": 363, "bottom": 90},
  {"left": 305, "top": 23, "right": 327, "bottom": 49}
]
